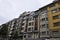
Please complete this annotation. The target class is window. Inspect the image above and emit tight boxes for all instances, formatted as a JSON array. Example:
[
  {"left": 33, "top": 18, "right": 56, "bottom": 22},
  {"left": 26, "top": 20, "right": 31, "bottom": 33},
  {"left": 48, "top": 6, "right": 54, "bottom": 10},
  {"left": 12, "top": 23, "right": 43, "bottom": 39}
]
[
  {"left": 53, "top": 15, "right": 59, "bottom": 19},
  {"left": 42, "top": 18, "right": 45, "bottom": 21},
  {"left": 28, "top": 35, "right": 31, "bottom": 38},
  {"left": 22, "top": 19, "right": 24, "bottom": 21},
  {"left": 29, "top": 22, "right": 31, "bottom": 26},
  {"left": 24, "top": 35, "right": 26, "bottom": 38},
  {"left": 58, "top": 2, "right": 60, "bottom": 5},
  {"left": 22, "top": 23, "right": 24, "bottom": 25},
  {"left": 42, "top": 12, "right": 47, "bottom": 15},
  {"left": 59, "top": 14, "right": 60, "bottom": 18},
  {"left": 28, "top": 28, "right": 31, "bottom": 31},
  {"left": 54, "top": 22, "right": 60, "bottom": 26},
  {"left": 42, "top": 24, "right": 45, "bottom": 28},
  {"left": 46, "top": 24, "right": 48, "bottom": 28},
  {"left": 46, "top": 18, "right": 48, "bottom": 21},
  {"left": 28, "top": 34, "right": 32, "bottom": 38},
  {"left": 29, "top": 22, "right": 33, "bottom": 26},
  {"left": 35, "top": 27, "right": 38, "bottom": 30},
  {"left": 58, "top": 7, "right": 60, "bottom": 11},
  {"left": 51, "top": 9, "right": 57, "bottom": 13},
  {"left": 32, "top": 27, "right": 33, "bottom": 31},
  {"left": 52, "top": 30, "right": 58, "bottom": 34},
  {"left": 32, "top": 22, "right": 33, "bottom": 26},
  {"left": 47, "top": 31, "right": 49, "bottom": 35},
  {"left": 21, "top": 27, "right": 24, "bottom": 30},
  {"left": 42, "top": 31, "right": 46, "bottom": 35}
]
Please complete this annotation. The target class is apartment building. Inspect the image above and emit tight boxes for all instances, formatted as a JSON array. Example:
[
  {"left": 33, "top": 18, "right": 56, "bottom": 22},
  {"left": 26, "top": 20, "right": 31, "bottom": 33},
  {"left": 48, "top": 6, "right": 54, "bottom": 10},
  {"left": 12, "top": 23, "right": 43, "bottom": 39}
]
[
  {"left": 0, "top": 18, "right": 19, "bottom": 40},
  {"left": 15, "top": 0, "right": 60, "bottom": 40},
  {"left": 6, "top": 18, "right": 18, "bottom": 39},
  {"left": 0, "top": 0, "right": 60, "bottom": 40},
  {"left": 18, "top": 11, "right": 39, "bottom": 40},
  {"left": 37, "top": 7, "right": 50, "bottom": 39},
  {"left": 33, "top": 11, "right": 39, "bottom": 39},
  {"left": 34, "top": 0, "right": 60, "bottom": 38},
  {"left": 26, "top": 12, "right": 35, "bottom": 39},
  {"left": 17, "top": 13, "right": 25, "bottom": 40},
  {"left": 33, "top": 0, "right": 60, "bottom": 39},
  {"left": 47, "top": 0, "right": 60, "bottom": 38},
  {"left": 19, "top": 12, "right": 30, "bottom": 40},
  {"left": 27, "top": 0, "right": 60, "bottom": 39}
]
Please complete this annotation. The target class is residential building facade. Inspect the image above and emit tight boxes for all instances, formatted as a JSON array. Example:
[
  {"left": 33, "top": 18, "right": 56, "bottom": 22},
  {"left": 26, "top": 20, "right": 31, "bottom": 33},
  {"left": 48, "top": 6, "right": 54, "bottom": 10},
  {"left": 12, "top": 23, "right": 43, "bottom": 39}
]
[
  {"left": 47, "top": 0, "right": 60, "bottom": 38},
  {"left": 38, "top": 7, "right": 50, "bottom": 39},
  {"left": 6, "top": 18, "right": 19, "bottom": 39},
  {"left": 0, "top": 0, "right": 60, "bottom": 40}
]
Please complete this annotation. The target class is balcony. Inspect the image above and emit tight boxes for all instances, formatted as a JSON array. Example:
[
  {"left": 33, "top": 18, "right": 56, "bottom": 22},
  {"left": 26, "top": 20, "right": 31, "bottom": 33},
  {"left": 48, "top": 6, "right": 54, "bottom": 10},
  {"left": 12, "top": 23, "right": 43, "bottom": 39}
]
[
  {"left": 21, "top": 30, "right": 24, "bottom": 32},
  {"left": 50, "top": 34, "right": 60, "bottom": 38},
  {"left": 40, "top": 28, "right": 49, "bottom": 32},
  {"left": 50, "top": 30, "right": 60, "bottom": 38},
  {"left": 33, "top": 13, "right": 39, "bottom": 17},
  {"left": 23, "top": 20, "right": 26, "bottom": 23}
]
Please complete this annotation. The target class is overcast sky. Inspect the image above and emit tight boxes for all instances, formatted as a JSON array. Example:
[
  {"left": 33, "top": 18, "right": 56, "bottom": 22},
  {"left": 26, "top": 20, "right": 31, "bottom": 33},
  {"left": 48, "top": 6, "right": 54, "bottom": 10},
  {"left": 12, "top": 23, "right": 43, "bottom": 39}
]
[{"left": 0, "top": 0, "right": 53, "bottom": 25}]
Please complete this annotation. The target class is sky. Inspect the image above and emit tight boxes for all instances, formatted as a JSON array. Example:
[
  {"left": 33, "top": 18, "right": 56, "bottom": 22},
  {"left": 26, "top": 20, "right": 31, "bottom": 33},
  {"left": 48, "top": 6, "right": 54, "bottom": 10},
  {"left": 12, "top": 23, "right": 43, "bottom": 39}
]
[{"left": 0, "top": 0, "right": 53, "bottom": 25}]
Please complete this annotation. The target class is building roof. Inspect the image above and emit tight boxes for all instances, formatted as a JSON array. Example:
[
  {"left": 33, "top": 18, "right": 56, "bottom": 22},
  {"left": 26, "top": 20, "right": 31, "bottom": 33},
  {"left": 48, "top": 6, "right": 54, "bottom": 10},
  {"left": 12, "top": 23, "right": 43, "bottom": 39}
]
[{"left": 35, "top": 0, "right": 60, "bottom": 12}]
